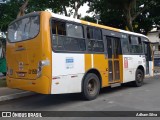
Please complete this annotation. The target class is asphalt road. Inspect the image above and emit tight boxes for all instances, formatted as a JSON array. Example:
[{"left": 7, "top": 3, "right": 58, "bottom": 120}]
[{"left": 0, "top": 75, "right": 160, "bottom": 120}]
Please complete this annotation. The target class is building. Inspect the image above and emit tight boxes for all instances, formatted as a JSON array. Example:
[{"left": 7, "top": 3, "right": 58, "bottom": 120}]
[{"left": 147, "top": 30, "right": 160, "bottom": 58}]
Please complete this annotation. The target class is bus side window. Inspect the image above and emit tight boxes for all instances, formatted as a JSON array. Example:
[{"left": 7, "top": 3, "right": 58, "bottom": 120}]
[
  {"left": 87, "top": 27, "right": 104, "bottom": 53},
  {"left": 121, "top": 34, "right": 130, "bottom": 54},
  {"left": 51, "top": 19, "right": 86, "bottom": 52},
  {"left": 52, "top": 20, "right": 66, "bottom": 35},
  {"left": 129, "top": 35, "right": 143, "bottom": 54}
]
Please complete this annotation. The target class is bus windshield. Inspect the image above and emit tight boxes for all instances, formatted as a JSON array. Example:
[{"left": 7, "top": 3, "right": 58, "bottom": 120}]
[{"left": 8, "top": 16, "right": 39, "bottom": 43}]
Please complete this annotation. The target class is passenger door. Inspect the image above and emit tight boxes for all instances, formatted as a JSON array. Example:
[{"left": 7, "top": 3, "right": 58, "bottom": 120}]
[
  {"left": 143, "top": 42, "right": 152, "bottom": 75},
  {"left": 106, "top": 36, "right": 121, "bottom": 83}
]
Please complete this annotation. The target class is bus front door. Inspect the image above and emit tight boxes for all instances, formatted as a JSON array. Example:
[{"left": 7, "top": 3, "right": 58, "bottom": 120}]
[
  {"left": 106, "top": 36, "right": 122, "bottom": 83},
  {"left": 143, "top": 42, "right": 153, "bottom": 76}
]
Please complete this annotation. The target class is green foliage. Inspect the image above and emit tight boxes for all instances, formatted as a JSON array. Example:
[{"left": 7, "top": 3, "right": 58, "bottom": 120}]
[
  {"left": 89, "top": 0, "right": 160, "bottom": 34},
  {"left": 0, "top": 0, "right": 71, "bottom": 32},
  {"left": 81, "top": 16, "right": 97, "bottom": 23},
  {"left": 0, "top": 0, "right": 159, "bottom": 34},
  {"left": 0, "top": 0, "right": 88, "bottom": 32},
  {"left": 0, "top": 0, "right": 23, "bottom": 31}
]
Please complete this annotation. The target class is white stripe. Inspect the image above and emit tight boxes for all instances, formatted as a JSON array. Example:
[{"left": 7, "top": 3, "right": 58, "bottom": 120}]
[
  {"left": 91, "top": 54, "right": 94, "bottom": 68},
  {"left": 120, "top": 30, "right": 148, "bottom": 39},
  {"left": 51, "top": 13, "right": 81, "bottom": 23}
]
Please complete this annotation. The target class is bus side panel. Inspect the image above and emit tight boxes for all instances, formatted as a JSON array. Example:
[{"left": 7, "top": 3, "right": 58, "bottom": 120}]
[
  {"left": 51, "top": 53, "right": 85, "bottom": 94},
  {"left": 122, "top": 55, "right": 146, "bottom": 83},
  {"left": 93, "top": 54, "right": 108, "bottom": 87}
]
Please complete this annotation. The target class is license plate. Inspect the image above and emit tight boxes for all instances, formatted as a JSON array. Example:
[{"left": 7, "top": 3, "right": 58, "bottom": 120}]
[{"left": 18, "top": 73, "right": 25, "bottom": 77}]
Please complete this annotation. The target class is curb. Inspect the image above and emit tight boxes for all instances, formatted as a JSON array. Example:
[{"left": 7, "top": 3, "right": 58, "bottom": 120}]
[{"left": 0, "top": 91, "right": 36, "bottom": 102}]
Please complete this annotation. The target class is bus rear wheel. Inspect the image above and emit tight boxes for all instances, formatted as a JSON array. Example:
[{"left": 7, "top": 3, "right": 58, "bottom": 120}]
[
  {"left": 133, "top": 69, "right": 144, "bottom": 87},
  {"left": 82, "top": 73, "right": 100, "bottom": 100}
]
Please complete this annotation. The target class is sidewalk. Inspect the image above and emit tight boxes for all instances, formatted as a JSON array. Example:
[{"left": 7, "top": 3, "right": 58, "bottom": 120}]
[{"left": 0, "top": 87, "right": 36, "bottom": 102}]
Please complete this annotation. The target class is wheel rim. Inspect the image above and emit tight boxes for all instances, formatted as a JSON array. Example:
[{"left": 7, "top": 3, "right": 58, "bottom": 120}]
[
  {"left": 87, "top": 79, "right": 97, "bottom": 95},
  {"left": 137, "top": 72, "right": 143, "bottom": 83}
]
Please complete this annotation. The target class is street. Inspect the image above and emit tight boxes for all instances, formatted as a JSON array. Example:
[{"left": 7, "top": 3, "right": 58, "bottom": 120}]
[{"left": 0, "top": 76, "right": 160, "bottom": 113}]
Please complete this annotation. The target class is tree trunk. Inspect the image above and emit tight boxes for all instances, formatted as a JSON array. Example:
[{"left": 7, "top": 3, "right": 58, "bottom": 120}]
[
  {"left": 17, "top": 0, "right": 29, "bottom": 18},
  {"left": 63, "top": 5, "right": 68, "bottom": 16},
  {"left": 126, "top": 9, "right": 134, "bottom": 32},
  {"left": 123, "top": 2, "right": 134, "bottom": 32},
  {"left": 73, "top": 1, "right": 81, "bottom": 19},
  {"left": 73, "top": 8, "right": 78, "bottom": 18}
]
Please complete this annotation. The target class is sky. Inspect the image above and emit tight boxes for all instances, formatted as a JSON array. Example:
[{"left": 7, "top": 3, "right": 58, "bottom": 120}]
[
  {"left": 67, "top": 2, "right": 93, "bottom": 17},
  {"left": 46, "top": 2, "right": 93, "bottom": 18}
]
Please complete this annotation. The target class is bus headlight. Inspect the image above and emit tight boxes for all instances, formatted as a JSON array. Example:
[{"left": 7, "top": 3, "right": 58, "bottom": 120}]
[{"left": 37, "top": 60, "right": 50, "bottom": 78}]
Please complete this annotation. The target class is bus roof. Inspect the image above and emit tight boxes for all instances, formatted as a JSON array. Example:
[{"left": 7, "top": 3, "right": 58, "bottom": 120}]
[
  {"left": 50, "top": 12, "right": 149, "bottom": 40},
  {"left": 8, "top": 11, "right": 149, "bottom": 41}
]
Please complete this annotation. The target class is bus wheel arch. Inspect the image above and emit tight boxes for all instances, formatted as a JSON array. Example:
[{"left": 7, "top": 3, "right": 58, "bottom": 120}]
[
  {"left": 137, "top": 65, "right": 145, "bottom": 79},
  {"left": 81, "top": 69, "right": 102, "bottom": 100}
]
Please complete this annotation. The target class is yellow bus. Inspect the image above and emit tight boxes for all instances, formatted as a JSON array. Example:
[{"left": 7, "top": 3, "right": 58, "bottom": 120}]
[{"left": 6, "top": 11, "right": 153, "bottom": 100}]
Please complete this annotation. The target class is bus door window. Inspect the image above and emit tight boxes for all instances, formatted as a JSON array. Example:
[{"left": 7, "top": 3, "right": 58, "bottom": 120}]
[
  {"left": 143, "top": 41, "right": 151, "bottom": 75},
  {"left": 113, "top": 38, "right": 121, "bottom": 59}
]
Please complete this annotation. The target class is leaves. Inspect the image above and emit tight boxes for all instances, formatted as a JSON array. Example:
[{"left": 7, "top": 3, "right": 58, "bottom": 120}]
[
  {"left": 89, "top": 0, "right": 160, "bottom": 34},
  {"left": 0, "top": 0, "right": 159, "bottom": 35},
  {"left": 0, "top": 0, "right": 88, "bottom": 31}
]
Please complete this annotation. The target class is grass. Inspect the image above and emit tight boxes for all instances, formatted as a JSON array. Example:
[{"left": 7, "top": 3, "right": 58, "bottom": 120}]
[{"left": 0, "top": 78, "right": 7, "bottom": 87}]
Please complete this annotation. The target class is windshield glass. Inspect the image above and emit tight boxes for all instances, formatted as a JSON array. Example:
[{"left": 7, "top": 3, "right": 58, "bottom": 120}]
[{"left": 8, "top": 16, "right": 39, "bottom": 42}]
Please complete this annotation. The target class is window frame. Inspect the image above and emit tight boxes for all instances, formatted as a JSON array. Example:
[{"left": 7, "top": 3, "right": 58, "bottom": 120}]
[
  {"left": 51, "top": 18, "right": 86, "bottom": 53},
  {"left": 66, "top": 22, "right": 84, "bottom": 39},
  {"left": 121, "top": 34, "right": 130, "bottom": 54},
  {"left": 128, "top": 35, "right": 144, "bottom": 54},
  {"left": 86, "top": 26, "right": 104, "bottom": 53},
  {"left": 7, "top": 13, "right": 40, "bottom": 43}
]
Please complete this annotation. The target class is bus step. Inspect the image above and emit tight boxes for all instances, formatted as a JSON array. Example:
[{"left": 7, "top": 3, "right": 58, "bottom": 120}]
[{"left": 110, "top": 83, "right": 121, "bottom": 88}]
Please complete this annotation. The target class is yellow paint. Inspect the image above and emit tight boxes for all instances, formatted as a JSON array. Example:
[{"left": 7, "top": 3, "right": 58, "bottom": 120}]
[
  {"left": 84, "top": 54, "right": 123, "bottom": 87},
  {"left": 93, "top": 54, "right": 108, "bottom": 87},
  {"left": 85, "top": 54, "right": 92, "bottom": 71},
  {"left": 6, "top": 11, "right": 52, "bottom": 94},
  {"left": 81, "top": 20, "right": 120, "bottom": 32},
  {"left": 85, "top": 54, "right": 109, "bottom": 87},
  {"left": 119, "top": 55, "right": 124, "bottom": 83}
]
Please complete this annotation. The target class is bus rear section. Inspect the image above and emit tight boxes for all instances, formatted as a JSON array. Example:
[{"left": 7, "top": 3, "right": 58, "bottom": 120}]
[{"left": 6, "top": 12, "right": 52, "bottom": 94}]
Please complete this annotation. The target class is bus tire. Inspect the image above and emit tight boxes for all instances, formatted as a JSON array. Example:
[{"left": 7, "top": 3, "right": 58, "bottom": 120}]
[
  {"left": 82, "top": 73, "right": 100, "bottom": 100},
  {"left": 133, "top": 69, "right": 144, "bottom": 87}
]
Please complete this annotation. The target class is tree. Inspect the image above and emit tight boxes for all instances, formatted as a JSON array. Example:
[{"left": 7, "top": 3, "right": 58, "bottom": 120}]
[
  {"left": 81, "top": 15, "right": 97, "bottom": 23},
  {"left": 68, "top": 0, "right": 88, "bottom": 18},
  {"left": 0, "top": 0, "right": 89, "bottom": 32},
  {"left": 0, "top": 0, "right": 24, "bottom": 32},
  {"left": 89, "top": 0, "right": 160, "bottom": 34},
  {"left": 17, "top": 0, "right": 29, "bottom": 18}
]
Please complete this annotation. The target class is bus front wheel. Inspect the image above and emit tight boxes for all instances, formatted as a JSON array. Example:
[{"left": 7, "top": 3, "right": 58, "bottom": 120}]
[
  {"left": 133, "top": 69, "right": 144, "bottom": 87},
  {"left": 82, "top": 73, "right": 100, "bottom": 100}
]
